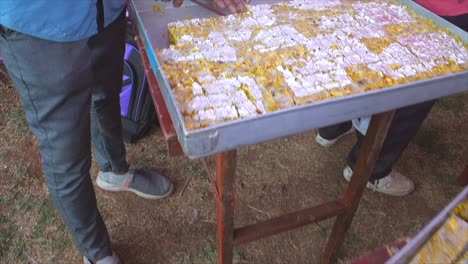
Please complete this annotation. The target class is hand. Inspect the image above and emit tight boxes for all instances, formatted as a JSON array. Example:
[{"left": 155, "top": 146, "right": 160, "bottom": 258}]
[
  {"left": 173, "top": 0, "right": 184, "bottom": 8},
  {"left": 214, "top": 0, "right": 250, "bottom": 13}
]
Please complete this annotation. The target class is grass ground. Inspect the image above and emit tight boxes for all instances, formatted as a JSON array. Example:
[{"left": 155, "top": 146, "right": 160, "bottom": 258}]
[{"left": 0, "top": 64, "right": 467, "bottom": 263}]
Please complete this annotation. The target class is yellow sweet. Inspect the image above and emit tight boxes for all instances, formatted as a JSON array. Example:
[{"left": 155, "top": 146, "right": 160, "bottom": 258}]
[
  {"left": 159, "top": 0, "right": 468, "bottom": 130},
  {"left": 410, "top": 214, "right": 468, "bottom": 264},
  {"left": 453, "top": 200, "right": 468, "bottom": 221}
]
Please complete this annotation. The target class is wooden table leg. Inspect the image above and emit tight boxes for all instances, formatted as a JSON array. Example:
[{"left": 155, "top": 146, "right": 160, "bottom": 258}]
[
  {"left": 323, "top": 111, "right": 396, "bottom": 264},
  {"left": 456, "top": 165, "right": 468, "bottom": 186},
  {"left": 131, "top": 21, "right": 183, "bottom": 156},
  {"left": 216, "top": 150, "right": 237, "bottom": 264}
]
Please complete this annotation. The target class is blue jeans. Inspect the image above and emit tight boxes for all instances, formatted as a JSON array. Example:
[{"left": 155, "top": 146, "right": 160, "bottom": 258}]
[{"left": 0, "top": 11, "right": 127, "bottom": 261}]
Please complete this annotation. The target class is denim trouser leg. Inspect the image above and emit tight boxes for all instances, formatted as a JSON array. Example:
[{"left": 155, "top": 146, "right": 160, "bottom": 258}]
[
  {"left": 89, "top": 11, "right": 129, "bottom": 173},
  {"left": 0, "top": 15, "right": 127, "bottom": 261}
]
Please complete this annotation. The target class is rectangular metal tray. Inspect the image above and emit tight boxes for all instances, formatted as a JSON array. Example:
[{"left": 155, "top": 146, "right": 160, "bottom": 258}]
[
  {"left": 386, "top": 187, "right": 468, "bottom": 264},
  {"left": 129, "top": 0, "right": 468, "bottom": 159}
]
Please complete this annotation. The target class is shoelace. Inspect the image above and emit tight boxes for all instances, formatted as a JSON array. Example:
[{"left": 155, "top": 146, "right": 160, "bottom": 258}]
[
  {"left": 371, "top": 176, "right": 395, "bottom": 192},
  {"left": 371, "top": 179, "right": 380, "bottom": 192}
]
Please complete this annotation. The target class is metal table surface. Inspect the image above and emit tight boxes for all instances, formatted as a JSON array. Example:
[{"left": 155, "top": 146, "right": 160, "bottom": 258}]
[
  {"left": 127, "top": 1, "right": 468, "bottom": 263},
  {"left": 387, "top": 186, "right": 468, "bottom": 264},
  {"left": 129, "top": 0, "right": 468, "bottom": 159}
]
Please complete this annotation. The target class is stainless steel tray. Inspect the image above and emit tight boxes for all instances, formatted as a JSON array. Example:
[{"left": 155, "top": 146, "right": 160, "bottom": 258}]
[
  {"left": 386, "top": 187, "right": 468, "bottom": 264},
  {"left": 129, "top": 0, "right": 468, "bottom": 159}
]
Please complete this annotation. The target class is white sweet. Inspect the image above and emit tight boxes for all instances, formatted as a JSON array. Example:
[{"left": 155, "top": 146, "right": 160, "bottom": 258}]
[
  {"left": 198, "top": 109, "right": 216, "bottom": 121},
  {"left": 289, "top": 0, "right": 341, "bottom": 11},
  {"left": 398, "top": 65, "right": 417, "bottom": 77},
  {"left": 292, "top": 89, "right": 309, "bottom": 98},
  {"left": 232, "top": 91, "right": 250, "bottom": 104},
  {"left": 325, "top": 82, "right": 340, "bottom": 90},
  {"left": 316, "top": 59, "right": 336, "bottom": 71},
  {"left": 191, "top": 96, "right": 211, "bottom": 111},
  {"left": 255, "top": 15, "right": 276, "bottom": 27},
  {"left": 168, "top": 21, "right": 184, "bottom": 28},
  {"left": 239, "top": 76, "right": 263, "bottom": 100},
  {"left": 315, "top": 73, "right": 331, "bottom": 84},
  {"left": 255, "top": 100, "right": 267, "bottom": 113},
  {"left": 240, "top": 17, "right": 259, "bottom": 28},
  {"left": 306, "top": 85, "right": 325, "bottom": 95},
  {"left": 204, "top": 82, "right": 223, "bottom": 94},
  {"left": 180, "top": 35, "right": 193, "bottom": 42},
  {"left": 161, "top": 0, "right": 466, "bottom": 128},
  {"left": 209, "top": 94, "right": 231, "bottom": 107},
  {"left": 237, "top": 100, "right": 258, "bottom": 117},
  {"left": 250, "top": 4, "right": 274, "bottom": 16},
  {"left": 192, "top": 82, "right": 204, "bottom": 96},
  {"left": 214, "top": 105, "right": 238, "bottom": 120}
]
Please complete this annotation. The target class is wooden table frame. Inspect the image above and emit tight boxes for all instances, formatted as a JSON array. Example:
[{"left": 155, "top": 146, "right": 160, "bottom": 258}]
[{"left": 134, "top": 27, "right": 397, "bottom": 264}]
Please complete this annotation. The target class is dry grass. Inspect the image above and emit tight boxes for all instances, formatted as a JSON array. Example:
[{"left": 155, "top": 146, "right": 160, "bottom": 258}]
[{"left": 0, "top": 64, "right": 467, "bottom": 263}]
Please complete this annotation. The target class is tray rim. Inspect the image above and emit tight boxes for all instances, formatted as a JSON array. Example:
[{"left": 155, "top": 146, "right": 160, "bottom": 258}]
[{"left": 130, "top": 0, "right": 468, "bottom": 159}]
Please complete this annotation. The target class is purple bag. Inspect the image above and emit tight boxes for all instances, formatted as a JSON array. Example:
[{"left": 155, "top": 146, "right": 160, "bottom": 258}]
[{"left": 120, "top": 20, "right": 156, "bottom": 143}]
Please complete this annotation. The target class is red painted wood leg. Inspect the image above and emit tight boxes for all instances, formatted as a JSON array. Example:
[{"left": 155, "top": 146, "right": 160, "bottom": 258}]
[
  {"left": 323, "top": 111, "right": 396, "bottom": 264},
  {"left": 216, "top": 150, "right": 237, "bottom": 264},
  {"left": 456, "top": 165, "right": 468, "bottom": 186}
]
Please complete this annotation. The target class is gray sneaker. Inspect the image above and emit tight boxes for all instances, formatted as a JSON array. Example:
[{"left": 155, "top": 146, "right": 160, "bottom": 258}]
[
  {"left": 84, "top": 252, "right": 121, "bottom": 264},
  {"left": 96, "top": 167, "right": 173, "bottom": 199},
  {"left": 343, "top": 165, "right": 414, "bottom": 196}
]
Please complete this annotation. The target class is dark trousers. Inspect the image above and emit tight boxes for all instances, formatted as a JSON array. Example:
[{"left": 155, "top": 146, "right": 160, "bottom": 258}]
[
  {"left": 443, "top": 13, "right": 468, "bottom": 32},
  {"left": 0, "top": 11, "right": 127, "bottom": 261},
  {"left": 319, "top": 101, "right": 435, "bottom": 181},
  {"left": 318, "top": 13, "right": 466, "bottom": 182}
]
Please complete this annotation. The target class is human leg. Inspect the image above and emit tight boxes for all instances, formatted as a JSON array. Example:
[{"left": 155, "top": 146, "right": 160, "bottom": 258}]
[
  {"left": 0, "top": 26, "right": 112, "bottom": 260},
  {"left": 347, "top": 100, "right": 436, "bottom": 181},
  {"left": 344, "top": 100, "right": 435, "bottom": 195},
  {"left": 89, "top": 10, "right": 129, "bottom": 173},
  {"left": 316, "top": 121, "right": 354, "bottom": 147},
  {"left": 86, "top": 11, "right": 173, "bottom": 199}
]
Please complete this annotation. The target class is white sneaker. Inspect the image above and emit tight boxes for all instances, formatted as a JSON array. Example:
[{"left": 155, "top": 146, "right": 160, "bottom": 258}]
[
  {"left": 343, "top": 166, "right": 415, "bottom": 196},
  {"left": 315, "top": 127, "right": 354, "bottom": 147},
  {"left": 84, "top": 252, "right": 121, "bottom": 264}
]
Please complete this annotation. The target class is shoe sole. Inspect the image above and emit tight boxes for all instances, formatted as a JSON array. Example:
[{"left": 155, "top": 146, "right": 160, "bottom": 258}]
[
  {"left": 315, "top": 127, "right": 354, "bottom": 147},
  {"left": 96, "top": 175, "right": 174, "bottom": 200},
  {"left": 342, "top": 166, "right": 414, "bottom": 196}
]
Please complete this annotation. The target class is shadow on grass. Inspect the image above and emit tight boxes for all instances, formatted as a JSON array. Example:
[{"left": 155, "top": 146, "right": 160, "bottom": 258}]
[
  {"left": 175, "top": 241, "right": 243, "bottom": 264},
  {"left": 413, "top": 127, "right": 455, "bottom": 161},
  {"left": 435, "top": 94, "right": 467, "bottom": 114}
]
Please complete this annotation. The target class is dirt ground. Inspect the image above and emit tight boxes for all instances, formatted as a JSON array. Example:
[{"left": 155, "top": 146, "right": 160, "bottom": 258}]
[{"left": 0, "top": 64, "right": 467, "bottom": 264}]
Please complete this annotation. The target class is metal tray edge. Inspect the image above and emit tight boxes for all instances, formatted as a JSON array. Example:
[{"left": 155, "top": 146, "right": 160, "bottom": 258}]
[
  {"left": 182, "top": 72, "right": 467, "bottom": 159},
  {"left": 132, "top": 0, "right": 468, "bottom": 159},
  {"left": 398, "top": 0, "right": 468, "bottom": 43},
  {"left": 386, "top": 187, "right": 468, "bottom": 264},
  {"left": 131, "top": 1, "right": 192, "bottom": 149}
]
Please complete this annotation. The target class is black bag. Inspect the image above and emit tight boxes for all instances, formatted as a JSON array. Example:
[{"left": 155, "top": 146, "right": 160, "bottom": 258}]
[{"left": 120, "top": 20, "right": 157, "bottom": 143}]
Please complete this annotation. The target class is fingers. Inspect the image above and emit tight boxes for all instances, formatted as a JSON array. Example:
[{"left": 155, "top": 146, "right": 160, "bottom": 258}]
[
  {"left": 231, "top": 0, "right": 246, "bottom": 12},
  {"left": 222, "top": 0, "right": 238, "bottom": 13},
  {"left": 214, "top": 0, "right": 226, "bottom": 9},
  {"left": 216, "top": 0, "right": 246, "bottom": 13},
  {"left": 173, "top": 0, "right": 184, "bottom": 8}
]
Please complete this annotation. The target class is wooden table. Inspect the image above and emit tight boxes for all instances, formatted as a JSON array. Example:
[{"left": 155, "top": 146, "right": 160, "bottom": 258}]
[{"left": 131, "top": 23, "right": 401, "bottom": 263}]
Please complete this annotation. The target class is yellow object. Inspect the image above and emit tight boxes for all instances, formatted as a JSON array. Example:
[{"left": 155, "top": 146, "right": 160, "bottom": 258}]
[
  {"left": 153, "top": 4, "right": 165, "bottom": 12},
  {"left": 453, "top": 200, "right": 468, "bottom": 221},
  {"left": 410, "top": 200, "right": 468, "bottom": 264},
  {"left": 158, "top": 0, "right": 468, "bottom": 130}
]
